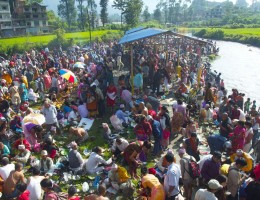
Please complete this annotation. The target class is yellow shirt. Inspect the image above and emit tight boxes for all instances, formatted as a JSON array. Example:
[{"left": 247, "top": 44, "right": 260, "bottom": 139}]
[
  {"left": 118, "top": 166, "right": 130, "bottom": 183},
  {"left": 220, "top": 164, "right": 230, "bottom": 176}
]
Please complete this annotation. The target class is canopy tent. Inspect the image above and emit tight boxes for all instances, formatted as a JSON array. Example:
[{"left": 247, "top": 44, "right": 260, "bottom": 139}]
[{"left": 119, "top": 27, "right": 212, "bottom": 94}]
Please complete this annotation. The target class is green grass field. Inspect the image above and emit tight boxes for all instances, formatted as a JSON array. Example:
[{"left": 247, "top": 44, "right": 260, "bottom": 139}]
[
  {"left": 0, "top": 30, "right": 121, "bottom": 49},
  {"left": 179, "top": 27, "right": 260, "bottom": 37}
]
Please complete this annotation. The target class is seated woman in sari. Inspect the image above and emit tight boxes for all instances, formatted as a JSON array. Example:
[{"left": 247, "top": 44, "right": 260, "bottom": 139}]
[
  {"left": 139, "top": 166, "right": 165, "bottom": 200},
  {"left": 134, "top": 115, "right": 152, "bottom": 141}
]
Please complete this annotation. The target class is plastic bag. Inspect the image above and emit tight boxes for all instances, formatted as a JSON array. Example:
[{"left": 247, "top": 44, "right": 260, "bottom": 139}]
[
  {"left": 110, "top": 115, "right": 124, "bottom": 131},
  {"left": 82, "top": 182, "right": 89, "bottom": 192}
]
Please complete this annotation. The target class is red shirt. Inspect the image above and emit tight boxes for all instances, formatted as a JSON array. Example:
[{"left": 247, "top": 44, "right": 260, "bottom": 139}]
[{"left": 18, "top": 190, "right": 30, "bottom": 200}]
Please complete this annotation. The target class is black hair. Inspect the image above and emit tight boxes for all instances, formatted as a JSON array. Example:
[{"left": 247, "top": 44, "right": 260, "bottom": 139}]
[
  {"left": 212, "top": 151, "right": 222, "bottom": 159},
  {"left": 32, "top": 125, "right": 43, "bottom": 133},
  {"left": 32, "top": 167, "right": 41, "bottom": 175},
  {"left": 1, "top": 157, "right": 9, "bottom": 165},
  {"left": 236, "top": 157, "right": 247, "bottom": 167},
  {"left": 143, "top": 141, "right": 152, "bottom": 149},
  {"left": 191, "top": 132, "right": 197, "bottom": 137},
  {"left": 216, "top": 174, "right": 227, "bottom": 184},
  {"left": 40, "top": 178, "right": 53, "bottom": 189},
  {"left": 141, "top": 166, "right": 148, "bottom": 175},
  {"left": 177, "top": 99, "right": 183, "bottom": 105},
  {"left": 92, "top": 146, "right": 102, "bottom": 153},
  {"left": 165, "top": 153, "right": 174, "bottom": 163},
  {"left": 68, "top": 185, "right": 77, "bottom": 196},
  {"left": 17, "top": 183, "right": 27, "bottom": 193},
  {"left": 161, "top": 106, "right": 169, "bottom": 113}
]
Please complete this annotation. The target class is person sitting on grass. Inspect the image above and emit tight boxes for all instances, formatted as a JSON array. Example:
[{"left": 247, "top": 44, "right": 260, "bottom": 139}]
[
  {"left": 12, "top": 144, "right": 31, "bottom": 165},
  {"left": 111, "top": 138, "right": 129, "bottom": 158},
  {"left": 69, "top": 126, "right": 89, "bottom": 144},
  {"left": 68, "top": 142, "right": 84, "bottom": 174},
  {"left": 84, "top": 146, "right": 113, "bottom": 175},
  {"left": 39, "top": 150, "right": 54, "bottom": 175}
]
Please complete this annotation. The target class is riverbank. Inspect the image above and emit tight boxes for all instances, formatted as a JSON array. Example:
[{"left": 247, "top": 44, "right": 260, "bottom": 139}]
[{"left": 181, "top": 27, "right": 260, "bottom": 48}]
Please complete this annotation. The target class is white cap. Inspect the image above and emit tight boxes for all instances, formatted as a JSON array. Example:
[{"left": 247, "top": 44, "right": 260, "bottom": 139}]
[
  {"left": 119, "top": 104, "right": 125, "bottom": 109},
  {"left": 111, "top": 163, "right": 118, "bottom": 171},
  {"left": 41, "top": 150, "right": 48, "bottom": 156},
  {"left": 146, "top": 115, "right": 153, "bottom": 121},
  {"left": 18, "top": 144, "right": 25, "bottom": 150},
  {"left": 208, "top": 179, "right": 223, "bottom": 190}
]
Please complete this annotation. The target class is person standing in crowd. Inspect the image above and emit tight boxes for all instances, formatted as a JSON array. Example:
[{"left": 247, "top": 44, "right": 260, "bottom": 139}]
[
  {"left": 179, "top": 148, "right": 196, "bottom": 200},
  {"left": 201, "top": 151, "right": 222, "bottom": 183},
  {"left": 164, "top": 153, "right": 181, "bottom": 200},
  {"left": 42, "top": 99, "right": 61, "bottom": 134},
  {"left": 106, "top": 82, "right": 117, "bottom": 113},
  {"left": 147, "top": 115, "right": 163, "bottom": 156},
  {"left": 227, "top": 157, "right": 248, "bottom": 200},
  {"left": 184, "top": 132, "right": 200, "bottom": 161}
]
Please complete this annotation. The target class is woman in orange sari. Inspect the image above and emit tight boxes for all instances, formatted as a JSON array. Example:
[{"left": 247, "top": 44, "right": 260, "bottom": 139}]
[{"left": 139, "top": 166, "right": 165, "bottom": 200}]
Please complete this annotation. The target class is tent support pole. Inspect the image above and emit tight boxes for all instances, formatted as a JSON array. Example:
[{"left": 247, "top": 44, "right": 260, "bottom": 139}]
[{"left": 131, "top": 44, "right": 134, "bottom": 95}]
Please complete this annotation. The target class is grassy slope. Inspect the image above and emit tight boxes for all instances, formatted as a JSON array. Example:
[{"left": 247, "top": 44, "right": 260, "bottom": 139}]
[{"left": 0, "top": 30, "right": 120, "bottom": 48}]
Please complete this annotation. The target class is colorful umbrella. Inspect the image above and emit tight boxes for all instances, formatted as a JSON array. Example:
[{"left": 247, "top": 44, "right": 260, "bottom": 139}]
[
  {"left": 59, "top": 69, "right": 77, "bottom": 83},
  {"left": 23, "top": 113, "right": 45, "bottom": 125},
  {"left": 73, "top": 62, "right": 85, "bottom": 69}
]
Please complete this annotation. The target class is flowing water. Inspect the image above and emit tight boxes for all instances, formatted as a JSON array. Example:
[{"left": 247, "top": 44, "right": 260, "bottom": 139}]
[{"left": 211, "top": 40, "right": 260, "bottom": 106}]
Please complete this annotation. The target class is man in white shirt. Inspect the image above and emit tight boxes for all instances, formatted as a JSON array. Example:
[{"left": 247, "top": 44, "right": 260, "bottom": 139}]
[
  {"left": 194, "top": 179, "right": 222, "bottom": 200},
  {"left": 42, "top": 99, "right": 60, "bottom": 134},
  {"left": 111, "top": 138, "right": 129, "bottom": 157},
  {"left": 164, "top": 153, "right": 181, "bottom": 199},
  {"left": 68, "top": 105, "right": 79, "bottom": 126},
  {"left": 0, "top": 157, "right": 15, "bottom": 180},
  {"left": 84, "top": 146, "right": 112, "bottom": 175},
  {"left": 205, "top": 104, "right": 213, "bottom": 121}
]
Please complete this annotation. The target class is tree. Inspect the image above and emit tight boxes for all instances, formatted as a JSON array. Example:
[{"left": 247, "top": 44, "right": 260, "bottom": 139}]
[
  {"left": 236, "top": 0, "right": 248, "bottom": 8},
  {"left": 25, "top": 0, "right": 43, "bottom": 4},
  {"left": 77, "top": 0, "right": 85, "bottom": 30},
  {"left": 124, "top": 0, "right": 143, "bottom": 27},
  {"left": 58, "top": 0, "right": 77, "bottom": 29},
  {"left": 142, "top": 6, "right": 150, "bottom": 22},
  {"left": 100, "top": 0, "right": 108, "bottom": 26},
  {"left": 153, "top": 8, "right": 162, "bottom": 23},
  {"left": 112, "top": 0, "right": 127, "bottom": 27}
]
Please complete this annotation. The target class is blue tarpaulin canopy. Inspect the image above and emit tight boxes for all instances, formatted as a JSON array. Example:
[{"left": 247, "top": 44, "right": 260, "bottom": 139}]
[
  {"left": 119, "top": 28, "right": 172, "bottom": 45},
  {"left": 125, "top": 27, "right": 145, "bottom": 35}
]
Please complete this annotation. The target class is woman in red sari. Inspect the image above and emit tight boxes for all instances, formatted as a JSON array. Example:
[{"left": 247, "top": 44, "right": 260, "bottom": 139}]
[
  {"left": 106, "top": 82, "right": 117, "bottom": 113},
  {"left": 231, "top": 121, "right": 246, "bottom": 153}
]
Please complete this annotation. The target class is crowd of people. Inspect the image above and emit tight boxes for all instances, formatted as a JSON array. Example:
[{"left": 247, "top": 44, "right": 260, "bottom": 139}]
[{"left": 0, "top": 35, "right": 259, "bottom": 200}]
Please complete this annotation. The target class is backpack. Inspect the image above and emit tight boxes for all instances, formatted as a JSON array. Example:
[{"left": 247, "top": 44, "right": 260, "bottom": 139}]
[{"left": 184, "top": 156, "right": 201, "bottom": 179}]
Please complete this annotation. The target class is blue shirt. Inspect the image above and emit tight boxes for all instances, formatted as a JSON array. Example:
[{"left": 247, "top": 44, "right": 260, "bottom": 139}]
[
  {"left": 115, "top": 109, "right": 128, "bottom": 123},
  {"left": 151, "top": 120, "right": 163, "bottom": 139}
]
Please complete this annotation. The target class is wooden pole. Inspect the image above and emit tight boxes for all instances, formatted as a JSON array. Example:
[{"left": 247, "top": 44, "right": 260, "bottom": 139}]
[{"left": 130, "top": 44, "right": 134, "bottom": 95}]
